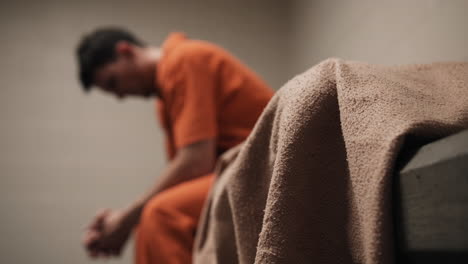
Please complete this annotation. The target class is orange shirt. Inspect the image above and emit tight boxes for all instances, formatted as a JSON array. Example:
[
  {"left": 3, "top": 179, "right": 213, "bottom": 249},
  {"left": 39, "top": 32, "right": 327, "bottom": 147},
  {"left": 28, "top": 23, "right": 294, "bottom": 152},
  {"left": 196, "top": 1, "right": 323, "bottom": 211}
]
[{"left": 155, "top": 33, "right": 273, "bottom": 159}]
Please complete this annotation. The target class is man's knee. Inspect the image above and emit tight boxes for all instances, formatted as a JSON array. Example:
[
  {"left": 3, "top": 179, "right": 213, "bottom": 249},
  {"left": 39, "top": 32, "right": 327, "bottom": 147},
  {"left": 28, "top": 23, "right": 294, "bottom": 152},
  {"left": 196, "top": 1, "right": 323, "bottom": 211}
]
[{"left": 140, "top": 194, "right": 173, "bottom": 228}]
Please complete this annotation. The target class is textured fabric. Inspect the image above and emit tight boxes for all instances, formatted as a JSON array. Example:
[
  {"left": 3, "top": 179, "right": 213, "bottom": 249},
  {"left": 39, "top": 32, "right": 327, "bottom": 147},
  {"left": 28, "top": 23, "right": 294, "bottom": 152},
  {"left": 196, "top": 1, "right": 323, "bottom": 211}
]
[
  {"left": 135, "top": 173, "right": 214, "bottom": 264},
  {"left": 156, "top": 33, "right": 274, "bottom": 159},
  {"left": 193, "top": 59, "right": 468, "bottom": 264}
]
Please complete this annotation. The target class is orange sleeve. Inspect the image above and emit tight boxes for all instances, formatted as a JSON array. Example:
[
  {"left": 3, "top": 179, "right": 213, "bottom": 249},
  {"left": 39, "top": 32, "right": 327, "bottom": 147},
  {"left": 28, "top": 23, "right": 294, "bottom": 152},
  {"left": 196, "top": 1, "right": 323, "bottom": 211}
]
[{"left": 168, "top": 51, "right": 218, "bottom": 150}]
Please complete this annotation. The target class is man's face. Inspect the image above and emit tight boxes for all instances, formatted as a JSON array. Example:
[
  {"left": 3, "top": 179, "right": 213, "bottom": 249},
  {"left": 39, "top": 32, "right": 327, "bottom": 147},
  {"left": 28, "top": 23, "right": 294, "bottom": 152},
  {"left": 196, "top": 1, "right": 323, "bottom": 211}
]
[{"left": 93, "top": 44, "right": 155, "bottom": 99}]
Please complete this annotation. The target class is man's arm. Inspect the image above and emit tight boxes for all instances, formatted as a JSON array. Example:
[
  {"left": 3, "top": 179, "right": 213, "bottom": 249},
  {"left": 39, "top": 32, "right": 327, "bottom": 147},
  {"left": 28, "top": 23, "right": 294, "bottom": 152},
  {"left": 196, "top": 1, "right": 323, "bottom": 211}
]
[
  {"left": 83, "top": 138, "right": 216, "bottom": 257},
  {"left": 125, "top": 138, "right": 216, "bottom": 227}
]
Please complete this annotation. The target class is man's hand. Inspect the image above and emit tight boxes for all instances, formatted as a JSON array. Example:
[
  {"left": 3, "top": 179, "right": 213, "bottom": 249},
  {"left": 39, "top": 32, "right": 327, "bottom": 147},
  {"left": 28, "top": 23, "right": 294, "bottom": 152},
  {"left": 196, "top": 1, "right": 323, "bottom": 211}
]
[
  {"left": 83, "top": 208, "right": 133, "bottom": 258},
  {"left": 81, "top": 139, "right": 216, "bottom": 259}
]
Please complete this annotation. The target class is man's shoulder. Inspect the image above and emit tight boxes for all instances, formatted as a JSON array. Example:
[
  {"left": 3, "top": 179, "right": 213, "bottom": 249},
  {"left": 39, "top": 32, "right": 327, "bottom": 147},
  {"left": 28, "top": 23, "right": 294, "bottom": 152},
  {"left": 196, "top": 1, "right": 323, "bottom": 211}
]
[{"left": 169, "top": 39, "right": 226, "bottom": 63}]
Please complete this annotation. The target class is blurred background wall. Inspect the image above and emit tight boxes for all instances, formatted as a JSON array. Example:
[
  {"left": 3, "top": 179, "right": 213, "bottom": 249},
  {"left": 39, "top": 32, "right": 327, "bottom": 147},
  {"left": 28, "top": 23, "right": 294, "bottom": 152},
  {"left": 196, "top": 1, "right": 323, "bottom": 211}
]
[
  {"left": 289, "top": 0, "right": 468, "bottom": 74},
  {"left": 0, "top": 0, "right": 467, "bottom": 263}
]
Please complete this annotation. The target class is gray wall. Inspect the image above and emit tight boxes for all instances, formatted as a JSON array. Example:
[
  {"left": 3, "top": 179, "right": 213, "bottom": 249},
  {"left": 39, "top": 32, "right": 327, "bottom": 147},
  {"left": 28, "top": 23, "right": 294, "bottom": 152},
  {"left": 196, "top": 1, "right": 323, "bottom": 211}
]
[
  {"left": 289, "top": 0, "right": 468, "bottom": 75},
  {"left": 0, "top": 1, "right": 289, "bottom": 263}
]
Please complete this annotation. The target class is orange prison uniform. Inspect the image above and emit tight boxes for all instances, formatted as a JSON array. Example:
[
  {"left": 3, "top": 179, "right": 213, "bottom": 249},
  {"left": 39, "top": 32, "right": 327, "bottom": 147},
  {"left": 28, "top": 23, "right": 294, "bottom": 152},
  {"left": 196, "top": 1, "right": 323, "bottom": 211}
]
[{"left": 135, "top": 33, "right": 274, "bottom": 264}]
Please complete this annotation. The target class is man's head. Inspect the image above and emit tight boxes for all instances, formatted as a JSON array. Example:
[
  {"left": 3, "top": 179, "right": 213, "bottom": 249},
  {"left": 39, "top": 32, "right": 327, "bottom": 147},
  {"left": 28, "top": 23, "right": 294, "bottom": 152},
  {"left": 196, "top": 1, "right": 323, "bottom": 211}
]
[{"left": 76, "top": 27, "right": 159, "bottom": 99}]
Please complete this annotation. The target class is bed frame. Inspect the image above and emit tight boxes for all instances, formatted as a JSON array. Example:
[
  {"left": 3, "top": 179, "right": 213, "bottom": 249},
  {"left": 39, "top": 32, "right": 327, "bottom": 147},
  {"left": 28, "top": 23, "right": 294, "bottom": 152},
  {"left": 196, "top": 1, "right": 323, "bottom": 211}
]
[{"left": 394, "top": 129, "right": 468, "bottom": 263}]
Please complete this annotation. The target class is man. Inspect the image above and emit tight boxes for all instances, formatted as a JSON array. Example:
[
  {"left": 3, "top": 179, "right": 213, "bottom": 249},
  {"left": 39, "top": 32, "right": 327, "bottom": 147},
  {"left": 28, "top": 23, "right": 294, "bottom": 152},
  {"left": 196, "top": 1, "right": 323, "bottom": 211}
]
[{"left": 76, "top": 27, "right": 274, "bottom": 264}]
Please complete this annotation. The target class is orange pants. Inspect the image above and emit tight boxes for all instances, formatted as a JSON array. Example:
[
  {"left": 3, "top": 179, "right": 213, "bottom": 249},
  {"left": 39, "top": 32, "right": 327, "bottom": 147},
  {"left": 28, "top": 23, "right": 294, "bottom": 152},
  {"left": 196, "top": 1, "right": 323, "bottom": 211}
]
[{"left": 135, "top": 173, "right": 214, "bottom": 264}]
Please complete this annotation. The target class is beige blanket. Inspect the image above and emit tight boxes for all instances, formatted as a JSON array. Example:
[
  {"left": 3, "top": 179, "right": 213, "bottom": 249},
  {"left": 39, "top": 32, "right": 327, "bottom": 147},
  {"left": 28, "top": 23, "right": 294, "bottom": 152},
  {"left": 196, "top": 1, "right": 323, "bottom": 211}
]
[{"left": 193, "top": 59, "right": 468, "bottom": 264}]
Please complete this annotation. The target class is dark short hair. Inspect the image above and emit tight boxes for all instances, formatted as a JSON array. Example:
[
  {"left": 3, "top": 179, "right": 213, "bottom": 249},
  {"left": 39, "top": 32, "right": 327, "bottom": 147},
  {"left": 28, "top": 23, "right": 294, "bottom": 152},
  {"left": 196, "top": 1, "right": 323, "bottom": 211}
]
[{"left": 76, "top": 27, "right": 145, "bottom": 91}]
